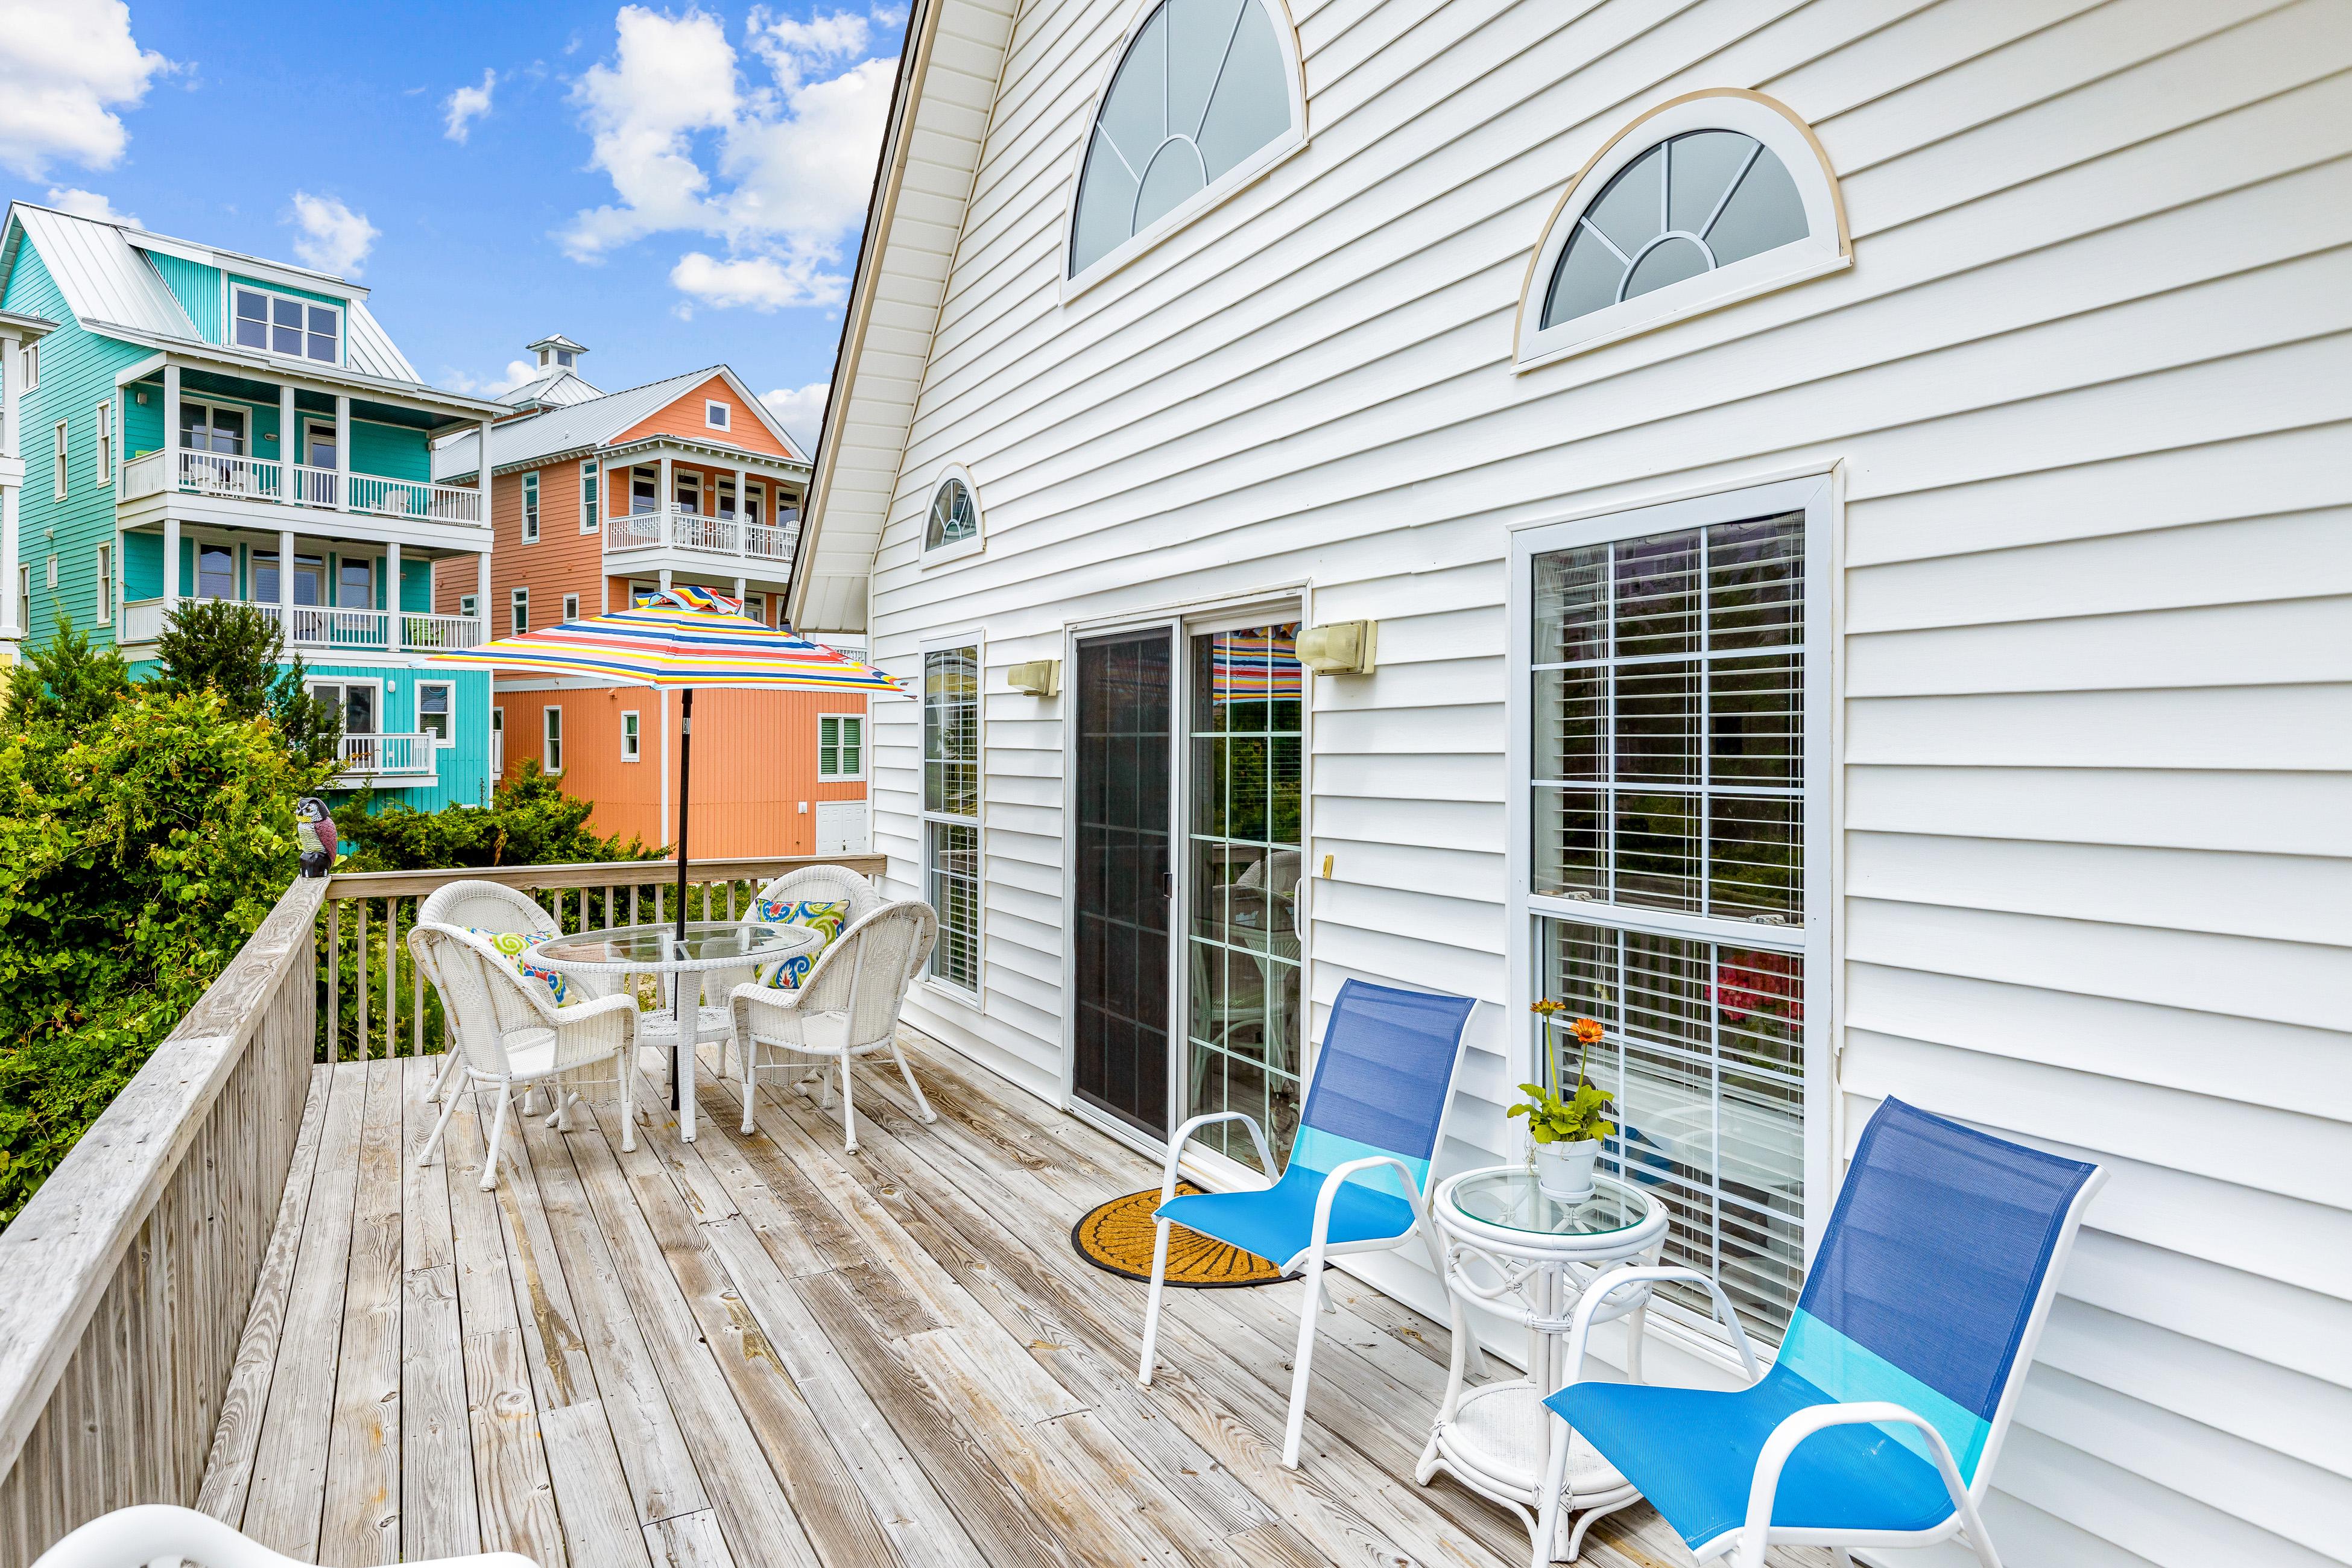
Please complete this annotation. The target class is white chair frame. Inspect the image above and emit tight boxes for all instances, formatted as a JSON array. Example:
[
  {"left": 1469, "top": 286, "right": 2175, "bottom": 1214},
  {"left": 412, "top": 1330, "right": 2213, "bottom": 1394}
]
[
  {"left": 409, "top": 923, "right": 640, "bottom": 1190},
  {"left": 1530, "top": 1166, "right": 2109, "bottom": 1568},
  {"left": 729, "top": 900, "right": 937, "bottom": 1152},
  {"left": 414, "top": 880, "right": 575, "bottom": 1111},
  {"left": 721, "top": 864, "right": 887, "bottom": 1079},
  {"left": 1137, "top": 1004, "right": 1474, "bottom": 1471},
  {"left": 33, "top": 1503, "right": 538, "bottom": 1568}
]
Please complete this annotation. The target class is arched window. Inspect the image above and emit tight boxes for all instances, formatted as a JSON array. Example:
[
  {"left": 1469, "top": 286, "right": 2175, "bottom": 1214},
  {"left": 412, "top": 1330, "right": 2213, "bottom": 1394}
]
[
  {"left": 1066, "top": 0, "right": 1304, "bottom": 285},
  {"left": 1517, "top": 91, "right": 1848, "bottom": 368},
  {"left": 923, "top": 468, "right": 982, "bottom": 563}
]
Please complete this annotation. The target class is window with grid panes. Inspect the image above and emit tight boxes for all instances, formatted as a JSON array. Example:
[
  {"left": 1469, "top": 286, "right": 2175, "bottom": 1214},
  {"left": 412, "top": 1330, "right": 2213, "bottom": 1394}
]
[
  {"left": 1528, "top": 507, "right": 1811, "bottom": 1344},
  {"left": 818, "top": 714, "right": 864, "bottom": 780},
  {"left": 923, "top": 647, "right": 981, "bottom": 992}
]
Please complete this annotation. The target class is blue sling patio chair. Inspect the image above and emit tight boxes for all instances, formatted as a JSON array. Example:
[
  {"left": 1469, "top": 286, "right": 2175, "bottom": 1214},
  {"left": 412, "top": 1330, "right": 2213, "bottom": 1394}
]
[
  {"left": 1137, "top": 978, "right": 1477, "bottom": 1470},
  {"left": 1532, "top": 1098, "right": 2104, "bottom": 1568}
]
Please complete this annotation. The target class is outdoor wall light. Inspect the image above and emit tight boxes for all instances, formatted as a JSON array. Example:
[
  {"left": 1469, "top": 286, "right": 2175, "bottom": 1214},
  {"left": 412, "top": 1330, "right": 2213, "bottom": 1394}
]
[
  {"left": 1297, "top": 620, "right": 1376, "bottom": 676},
  {"left": 1008, "top": 658, "right": 1061, "bottom": 697}
]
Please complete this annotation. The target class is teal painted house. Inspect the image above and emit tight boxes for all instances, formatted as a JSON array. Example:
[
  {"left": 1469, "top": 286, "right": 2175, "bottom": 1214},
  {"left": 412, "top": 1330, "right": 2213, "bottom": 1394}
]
[{"left": 0, "top": 201, "right": 509, "bottom": 809}]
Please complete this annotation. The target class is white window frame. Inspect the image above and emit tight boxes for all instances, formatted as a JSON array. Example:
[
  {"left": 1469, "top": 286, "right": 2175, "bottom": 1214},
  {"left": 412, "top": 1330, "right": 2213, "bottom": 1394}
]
[
  {"left": 1515, "top": 90, "right": 1849, "bottom": 371},
  {"left": 521, "top": 470, "right": 540, "bottom": 543},
  {"left": 15, "top": 564, "right": 27, "bottom": 634},
  {"left": 704, "top": 399, "right": 730, "bottom": 431},
  {"left": 674, "top": 469, "right": 701, "bottom": 516},
  {"left": 45, "top": 555, "right": 58, "bottom": 592},
  {"left": 230, "top": 283, "right": 343, "bottom": 365},
  {"left": 562, "top": 593, "right": 580, "bottom": 622},
  {"left": 580, "top": 460, "right": 601, "bottom": 534},
  {"left": 542, "top": 704, "right": 564, "bottom": 774},
  {"left": 510, "top": 586, "right": 529, "bottom": 634},
  {"left": 1505, "top": 469, "right": 1838, "bottom": 1364},
  {"left": 95, "top": 543, "right": 113, "bottom": 623},
  {"left": 94, "top": 400, "right": 113, "bottom": 487},
  {"left": 744, "top": 479, "right": 766, "bottom": 525},
  {"left": 491, "top": 706, "right": 505, "bottom": 775},
  {"left": 1058, "top": 0, "right": 1309, "bottom": 300},
  {"left": 921, "top": 464, "right": 985, "bottom": 567},
  {"left": 921, "top": 636, "right": 984, "bottom": 1000},
  {"left": 620, "top": 709, "right": 641, "bottom": 762},
  {"left": 416, "top": 679, "right": 455, "bottom": 747},
  {"left": 308, "top": 676, "right": 384, "bottom": 737},
  {"left": 21, "top": 340, "right": 35, "bottom": 391},
  {"left": 52, "top": 420, "right": 67, "bottom": 499},
  {"left": 460, "top": 592, "right": 478, "bottom": 619},
  {"left": 817, "top": 711, "right": 865, "bottom": 782}
]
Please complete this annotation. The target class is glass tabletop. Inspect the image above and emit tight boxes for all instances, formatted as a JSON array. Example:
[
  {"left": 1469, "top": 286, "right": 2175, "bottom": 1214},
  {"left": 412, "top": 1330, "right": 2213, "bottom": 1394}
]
[
  {"left": 1447, "top": 1168, "right": 1651, "bottom": 1238},
  {"left": 533, "top": 920, "right": 808, "bottom": 969}
]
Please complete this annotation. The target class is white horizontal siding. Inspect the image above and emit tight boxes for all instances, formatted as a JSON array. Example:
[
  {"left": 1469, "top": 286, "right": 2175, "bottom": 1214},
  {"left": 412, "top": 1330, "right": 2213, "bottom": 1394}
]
[{"left": 832, "top": 1, "right": 2352, "bottom": 1563}]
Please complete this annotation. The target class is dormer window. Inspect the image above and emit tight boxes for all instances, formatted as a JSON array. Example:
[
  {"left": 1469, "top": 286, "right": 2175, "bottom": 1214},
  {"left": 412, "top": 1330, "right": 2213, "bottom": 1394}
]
[
  {"left": 704, "top": 399, "right": 730, "bottom": 431},
  {"left": 233, "top": 286, "right": 339, "bottom": 364}
]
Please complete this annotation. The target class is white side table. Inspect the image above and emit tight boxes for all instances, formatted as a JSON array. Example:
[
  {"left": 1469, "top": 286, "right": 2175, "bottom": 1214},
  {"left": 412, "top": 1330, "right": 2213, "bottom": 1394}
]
[{"left": 1418, "top": 1168, "right": 1668, "bottom": 1565}]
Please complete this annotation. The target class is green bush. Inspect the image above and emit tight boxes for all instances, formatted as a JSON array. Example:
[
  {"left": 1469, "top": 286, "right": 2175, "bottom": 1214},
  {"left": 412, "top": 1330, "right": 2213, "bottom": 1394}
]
[
  {"left": 338, "top": 760, "right": 657, "bottom": 870},
  {"left": 0, "top": 674, "right": 334, "bottom": 1222}
]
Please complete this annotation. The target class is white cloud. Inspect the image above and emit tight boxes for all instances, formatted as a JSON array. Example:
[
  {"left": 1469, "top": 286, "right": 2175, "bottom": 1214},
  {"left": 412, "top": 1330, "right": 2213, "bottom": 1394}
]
[
  {"left": 0, "top": 0, "right": 171, "bottom": 179},
  {"left": 443, "top": 359, "right": 540, "bottom": 397},
  {"left": 285, "top": 192, "right": 380, "bottom": 277},
  {"left": 43, "top": 186, "right": 138, "bottom": 226},
  {"left": 561, "top": 6, "right": 893, "bottom": 312},
  {"left": 443, "top": 68, "right": 498, "bottom": 143},
  {"left": 762, "top": 381, "right": 828, "bottom": 452}
]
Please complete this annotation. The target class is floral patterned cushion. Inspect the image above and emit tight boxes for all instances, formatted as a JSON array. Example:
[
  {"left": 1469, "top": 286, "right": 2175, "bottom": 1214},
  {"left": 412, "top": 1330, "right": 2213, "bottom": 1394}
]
[
  {"left": 751, "top": 897, "right": 849, "bottom": 988},
  {"left": 466, "top": 927, "right": 569, "bottom": 1005}
]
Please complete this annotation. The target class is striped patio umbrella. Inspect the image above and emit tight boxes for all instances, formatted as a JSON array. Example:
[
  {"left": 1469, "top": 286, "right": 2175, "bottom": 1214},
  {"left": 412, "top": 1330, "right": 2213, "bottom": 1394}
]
[{"left": 429, "top": 586, "right": 906, "bottom": 958}]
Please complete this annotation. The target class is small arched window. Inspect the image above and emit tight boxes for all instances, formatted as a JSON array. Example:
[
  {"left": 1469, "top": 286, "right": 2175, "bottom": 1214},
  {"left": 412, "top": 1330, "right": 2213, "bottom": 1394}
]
[
  {"left": 1066, "top": 0, "right": 1304, "bottom": 286},
  {"left": 923, "top": 468, "right": 982, "bottom": 564},
  {"left": 1517, "top": 91, "right": 1848, "bottom": 369}
]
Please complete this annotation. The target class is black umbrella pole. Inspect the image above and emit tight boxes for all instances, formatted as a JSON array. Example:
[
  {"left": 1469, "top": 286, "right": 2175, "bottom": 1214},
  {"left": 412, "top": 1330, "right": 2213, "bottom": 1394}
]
[{"left": 674, "top": 686, "right": 693, "bottom": 1110}]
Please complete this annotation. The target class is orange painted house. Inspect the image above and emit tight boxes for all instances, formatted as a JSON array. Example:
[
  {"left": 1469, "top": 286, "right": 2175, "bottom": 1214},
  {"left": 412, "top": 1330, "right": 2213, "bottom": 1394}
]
[{"left": 431, "top": 339, "right": 867, "bottom": 858}]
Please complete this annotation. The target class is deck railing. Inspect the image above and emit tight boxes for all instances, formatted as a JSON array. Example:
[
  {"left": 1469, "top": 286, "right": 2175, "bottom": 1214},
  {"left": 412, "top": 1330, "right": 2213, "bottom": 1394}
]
[
  {"left": 317, "top": 853, "right": 885, "bottom": 1064},
  {"left": 335, "top": 732, "right": 436, "bottom": 779},
  {"left": 0, "top": 877, "right": 325, "bottom": 1555},
  {"left": 116, "top": 600, "right": 488, "bottom": 653},
  {"left": 603, "top": 504, "right": 800, "bottom": 563},
  {"left": 116, "top": 449, "right": 485, "bottom": 524}
]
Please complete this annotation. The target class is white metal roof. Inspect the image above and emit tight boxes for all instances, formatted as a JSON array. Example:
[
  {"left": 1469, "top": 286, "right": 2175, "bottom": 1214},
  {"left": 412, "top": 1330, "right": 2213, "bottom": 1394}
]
[
  {"left": 435, "top": 366, "right": 808, "bottom": 479},
  {"left": 1, "top": 200, "right": 435, "bottom": 393},
  {"left": 499, "top": 367, "right": 605, "bottom": 409}
]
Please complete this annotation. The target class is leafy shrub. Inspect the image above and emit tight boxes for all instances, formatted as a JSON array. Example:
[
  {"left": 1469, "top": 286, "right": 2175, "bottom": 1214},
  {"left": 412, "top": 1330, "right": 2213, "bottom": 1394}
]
[
  {"left": 0, "top": 678, "right": 335, "bottom": 1221},
  {"left": 151, "top": 599, "right": 341, "bottom": 766},
  {"left": 338, "top": 760, "right": 657, "bottom": 870}
]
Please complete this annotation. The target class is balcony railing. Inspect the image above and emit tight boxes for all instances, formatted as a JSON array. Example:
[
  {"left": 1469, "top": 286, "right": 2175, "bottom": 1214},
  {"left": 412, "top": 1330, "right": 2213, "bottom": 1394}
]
[
  {"left": 119, "top": 449, "right": 485, "bottom": 525},
  {"left": 335, "top": 732, "right": 435, "bottom": 779},
  {"left": 604, "top": 503, "right": 798, "bottom": 563},
  {"left": 116, "top": 597, "right": 485, "bottom": 653}
]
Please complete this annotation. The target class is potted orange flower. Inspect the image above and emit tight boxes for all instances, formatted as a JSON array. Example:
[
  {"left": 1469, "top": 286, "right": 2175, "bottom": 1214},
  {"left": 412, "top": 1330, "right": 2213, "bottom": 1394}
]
[{"left": 1511, "top": 1007, "right": 1616, "bottom": 1202}]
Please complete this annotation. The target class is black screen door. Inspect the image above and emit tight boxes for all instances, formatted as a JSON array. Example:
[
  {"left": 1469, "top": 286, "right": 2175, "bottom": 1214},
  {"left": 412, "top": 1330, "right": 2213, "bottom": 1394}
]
[{"left": 1072, "top": 628, "right": 1174, "bottom": 1138}]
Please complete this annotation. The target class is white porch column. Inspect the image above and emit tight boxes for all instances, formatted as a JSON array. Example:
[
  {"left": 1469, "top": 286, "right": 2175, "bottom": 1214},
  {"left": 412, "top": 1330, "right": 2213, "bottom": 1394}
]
[
  {"left": 1, "top": 485, "right": 16, "bottom": 641},
  {"left": 334, "top": 394, "right": 351, "bottom": 511},
  {"left": 659, "top": 567, "right": 672, "bottom": 593},
  {"left": 475, "top": 550, "right": 491, "bottom": 634},
  {"left": 162, "top": 364, "right": 182, "bottom": 492},
  {"left": 278, "top": 527, "right": 295, "bottom": 640},
  {"left": 657, "top": 453, "right": 673, "bottom": 545},
  {"left": 385, "top": 540, "right": 402, "bottom": 653},
  {"left": 475, "top": 419, "right": 494, "bottom": 528},
  {"left": 732, "top": 575, "right": 745, "bottom": 604},
  {"left": 732, "top": 464, "right": 747, "bottom": 546},
  {"left": 163, "top": 514, "right": 181, "bottom": 616},
  {"left": 278, "top": 384, "right": 296, "bottom": 495}
]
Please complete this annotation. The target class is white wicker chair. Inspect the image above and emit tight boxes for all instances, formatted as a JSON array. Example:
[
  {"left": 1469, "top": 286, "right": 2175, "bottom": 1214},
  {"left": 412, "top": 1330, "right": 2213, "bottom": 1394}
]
[
  {"left": 409, "top": 923, "right": 638, "bottom": 1189},
  {"left": 729, "top": 900, "right": 937, "bottom": 1152},
  {"left": 34, "top": 1504, "right": 537, "bottom": 1568},
  {"left": 413, "top": 880, "right": 610, "bottom": 1110},
  {"left": 721, "top": 863, "right": 887, "bottom": 1078}
]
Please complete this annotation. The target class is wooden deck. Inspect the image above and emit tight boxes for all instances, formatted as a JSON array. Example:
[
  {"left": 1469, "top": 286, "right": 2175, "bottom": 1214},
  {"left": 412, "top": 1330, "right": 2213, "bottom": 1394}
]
[{"left": 195, "top": 1037, "right": 1821, "bottom": 1568}]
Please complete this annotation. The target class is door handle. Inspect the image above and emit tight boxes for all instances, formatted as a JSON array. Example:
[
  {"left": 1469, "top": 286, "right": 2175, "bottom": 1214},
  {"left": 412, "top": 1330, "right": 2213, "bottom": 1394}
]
[{"left": 1161, "top": 871, "right": 1174, "bottom": 899}]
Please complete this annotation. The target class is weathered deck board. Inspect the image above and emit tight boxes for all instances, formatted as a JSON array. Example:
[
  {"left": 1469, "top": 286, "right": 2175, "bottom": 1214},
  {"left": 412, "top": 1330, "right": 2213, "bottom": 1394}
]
[{"left": 200, "top": 1036, "right": 1832, "bottom": 1568}]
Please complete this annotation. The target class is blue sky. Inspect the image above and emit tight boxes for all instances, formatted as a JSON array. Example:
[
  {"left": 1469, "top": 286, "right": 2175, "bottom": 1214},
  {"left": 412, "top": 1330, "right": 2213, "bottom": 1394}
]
[{"left": 0, "top": 1, "right": 907, "bottom": 444}]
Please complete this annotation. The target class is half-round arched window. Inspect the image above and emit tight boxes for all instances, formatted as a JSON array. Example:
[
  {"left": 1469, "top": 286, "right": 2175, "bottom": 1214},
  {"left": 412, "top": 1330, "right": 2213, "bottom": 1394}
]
[
  {"left": 1516, "top": 90, "right": 1848, "bottom": 368},
  {"left": 923, "top": 468, "right": 982, "bottom": 564},
  {"left": 1065, "top": 0, "right": 1304, "bottom": 286}
]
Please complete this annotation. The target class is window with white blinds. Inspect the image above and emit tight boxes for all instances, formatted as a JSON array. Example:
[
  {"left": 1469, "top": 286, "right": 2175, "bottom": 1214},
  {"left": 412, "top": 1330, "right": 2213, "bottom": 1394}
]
[
  {"left": 1517, "top": 478, "right": 1829, "bottom": 1348},
  {"left": 923, "top": 646, "right": 981, "bottom": 994}
]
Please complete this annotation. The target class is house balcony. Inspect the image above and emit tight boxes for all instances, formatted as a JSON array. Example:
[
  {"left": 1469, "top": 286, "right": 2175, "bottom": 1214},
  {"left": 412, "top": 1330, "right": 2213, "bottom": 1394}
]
[
  {"left": 121, "top": 448, "right": 487, "bottom": 526},
  {"left": 116, "top": 596, "right": 486, "bottom": 655},
  {"left": 604, "top": 502, "right": 800, "bottom": 567},
  {"left": 333, "top": 730, "right": 437, "bottom": 783}
]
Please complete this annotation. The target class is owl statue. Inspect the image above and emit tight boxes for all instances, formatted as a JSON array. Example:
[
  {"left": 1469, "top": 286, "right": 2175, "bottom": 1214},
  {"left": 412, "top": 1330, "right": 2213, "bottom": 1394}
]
[{"left": 296, "top": 796, "right": 338, "bottom": 879}]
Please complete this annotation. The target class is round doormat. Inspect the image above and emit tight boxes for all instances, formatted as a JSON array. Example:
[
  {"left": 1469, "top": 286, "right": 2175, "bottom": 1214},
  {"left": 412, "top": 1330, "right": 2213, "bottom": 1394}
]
[{"left": 1071, "top": 1183, "right": 1293, "bottom": 1288}]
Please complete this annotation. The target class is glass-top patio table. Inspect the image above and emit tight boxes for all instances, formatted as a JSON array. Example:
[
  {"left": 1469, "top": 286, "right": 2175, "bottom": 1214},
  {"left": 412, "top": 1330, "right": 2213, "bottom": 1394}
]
[{"left": 531, "top": 920, "right": 820, "bottom": 1142}]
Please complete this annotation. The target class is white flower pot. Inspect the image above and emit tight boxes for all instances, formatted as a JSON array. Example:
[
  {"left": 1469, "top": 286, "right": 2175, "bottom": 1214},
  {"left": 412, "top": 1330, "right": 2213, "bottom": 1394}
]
[{"left": 1532, "top": 1137, "right": 1602, "bottom": 1203}]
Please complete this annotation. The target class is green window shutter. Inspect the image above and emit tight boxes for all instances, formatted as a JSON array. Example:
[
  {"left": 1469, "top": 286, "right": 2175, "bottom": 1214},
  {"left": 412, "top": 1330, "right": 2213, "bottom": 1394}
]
[
  {"left": 842, "top": 718, "right": 862, "bottom": 777},
  {"left": 818, "top": 716, "right": 839, "bottom": 777}
]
